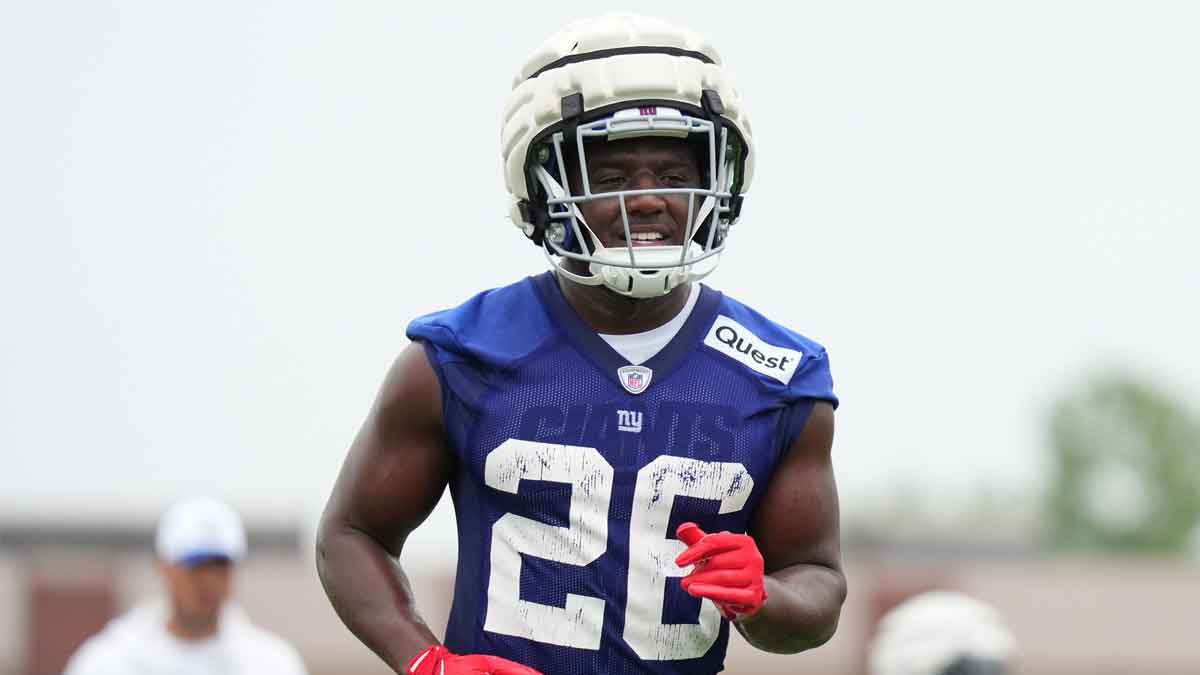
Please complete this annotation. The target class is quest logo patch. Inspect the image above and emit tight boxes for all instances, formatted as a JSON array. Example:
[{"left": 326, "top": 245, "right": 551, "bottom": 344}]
[{"left": 703, "top": 315, "right": 803, "bottom": 384}]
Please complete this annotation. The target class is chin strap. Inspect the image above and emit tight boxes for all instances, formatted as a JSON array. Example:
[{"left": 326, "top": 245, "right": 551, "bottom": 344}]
[
  {"left": 549, "top": 255, "right": 606, "bottom": 288},
  {"left": 551, "top": 244, "right": 721, "bottom": 298}
]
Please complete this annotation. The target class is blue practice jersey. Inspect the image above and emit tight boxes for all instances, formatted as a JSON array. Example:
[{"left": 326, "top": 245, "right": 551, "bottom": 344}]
[{"left": 407, "top": 272, "right": 836, "bottom": 675}]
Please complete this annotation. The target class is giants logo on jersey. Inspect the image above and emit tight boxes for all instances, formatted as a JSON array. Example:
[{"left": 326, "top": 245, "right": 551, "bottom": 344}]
[{"left": 616, "top": 409, "right": 643, "bottom": 433}]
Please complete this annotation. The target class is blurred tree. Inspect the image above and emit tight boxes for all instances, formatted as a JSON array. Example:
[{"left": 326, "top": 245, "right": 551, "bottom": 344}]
[{"left": 1047, "top": 372, "right": 1200, "bottom": 554}]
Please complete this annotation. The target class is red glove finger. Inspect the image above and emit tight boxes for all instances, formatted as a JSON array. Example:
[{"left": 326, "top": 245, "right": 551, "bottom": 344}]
[
  {"left": 675, "top": 523, "right": 710, "bottom": 571},
  {"left": 682, "top": 582, "right": 764, "bottom": 607},
  {"left": 675, "top": 532, "right": 748, "bottom": 567},
  {"left": 676, "top": 527, "right": 759, "bottom": 571},
  {"left": 689, "top": 549, "right": 763, "bottom": 572},
  {"left": 680, "top": 568, "right": 754, "bottom": 590},
  {"left": 677, "top": 522, "right": 705, "bottom": 547}
]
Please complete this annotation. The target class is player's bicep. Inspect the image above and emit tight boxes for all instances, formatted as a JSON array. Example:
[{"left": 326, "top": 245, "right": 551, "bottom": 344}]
[
  {"left": 323, "top": 341, "right": 453, "bottom": 556},
  {"left": 750, "top": 400, "right": 840, "bottom": 574}
]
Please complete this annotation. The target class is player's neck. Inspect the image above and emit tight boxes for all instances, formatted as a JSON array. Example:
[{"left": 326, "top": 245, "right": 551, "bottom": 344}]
[{"left": 556, "top": 273, "right": 691, "bottom": 335}]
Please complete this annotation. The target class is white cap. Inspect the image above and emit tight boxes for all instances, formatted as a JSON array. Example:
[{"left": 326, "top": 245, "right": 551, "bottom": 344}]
[
  {"left": 869, "top": 591, "right": 1015, "bottom": 675},
  {"left": 155, "top": 497, "right": 248, "bottom": 567}
]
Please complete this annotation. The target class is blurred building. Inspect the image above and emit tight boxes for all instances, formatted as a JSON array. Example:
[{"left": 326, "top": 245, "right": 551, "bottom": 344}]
[{"left": 2, "top": 522, "right": 1199, "bottom": 675}]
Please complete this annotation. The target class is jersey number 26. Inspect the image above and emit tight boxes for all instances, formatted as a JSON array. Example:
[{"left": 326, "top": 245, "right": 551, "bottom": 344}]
[{"left": 482, "top": 439, "right": 754, "bottom": 661}]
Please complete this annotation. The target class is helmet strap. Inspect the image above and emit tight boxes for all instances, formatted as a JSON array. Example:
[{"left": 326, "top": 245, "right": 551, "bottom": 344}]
[{"left": 560, "top": 92, "right": 585, "bottom": 162}]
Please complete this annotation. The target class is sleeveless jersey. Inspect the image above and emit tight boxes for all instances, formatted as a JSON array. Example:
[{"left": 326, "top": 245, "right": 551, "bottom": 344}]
[{"left": 406, "top": 272, "right": 837, "bottom": 675}]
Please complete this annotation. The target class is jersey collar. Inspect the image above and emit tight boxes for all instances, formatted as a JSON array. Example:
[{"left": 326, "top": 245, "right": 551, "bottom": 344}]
[{"left": 531, "top": 271, "right": 722, "bottom": 392}]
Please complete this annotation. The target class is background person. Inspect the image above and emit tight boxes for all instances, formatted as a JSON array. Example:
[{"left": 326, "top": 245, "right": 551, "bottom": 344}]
[{"left": 62, "top": 496, "right": 308, "bottom": 675}]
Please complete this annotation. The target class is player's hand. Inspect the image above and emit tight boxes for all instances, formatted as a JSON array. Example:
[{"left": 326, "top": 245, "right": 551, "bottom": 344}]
[
  {"left": 675, "top": 522, "right": 768, "bottom": 621},
  {"left": 407, "top": 644, "right": 543, "bottom": 675}
]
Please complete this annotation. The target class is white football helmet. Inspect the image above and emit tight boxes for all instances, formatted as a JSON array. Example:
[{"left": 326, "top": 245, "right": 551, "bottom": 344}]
[
  {"left": 869, "top": 591, "right": 1016, "bottom": 675},
  {"left": 501, "top": 13, "right": 755, "bottom": 298}
]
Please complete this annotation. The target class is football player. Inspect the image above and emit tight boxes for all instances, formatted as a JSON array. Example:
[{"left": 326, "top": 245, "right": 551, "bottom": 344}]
[{"left": 317, "top": 13, "right": 845, "bottom": 675}]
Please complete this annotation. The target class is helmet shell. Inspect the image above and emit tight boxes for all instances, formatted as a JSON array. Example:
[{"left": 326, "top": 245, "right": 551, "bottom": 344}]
[{"left": 501, "top": 13, "right": 755, "bottom": 204}]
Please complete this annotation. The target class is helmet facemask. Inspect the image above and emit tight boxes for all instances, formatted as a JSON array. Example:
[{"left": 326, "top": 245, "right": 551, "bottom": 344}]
[
  {"left": 528, "top": 106, "right": 744, "bottom": 299},
  {"left": 501, "top": 15, "right": 755, "bottom": 295}
]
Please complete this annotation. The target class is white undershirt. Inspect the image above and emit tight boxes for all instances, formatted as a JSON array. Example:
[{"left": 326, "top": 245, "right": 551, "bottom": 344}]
[{"left": 597, "top": 283, "right": 701, "bottom": 365}]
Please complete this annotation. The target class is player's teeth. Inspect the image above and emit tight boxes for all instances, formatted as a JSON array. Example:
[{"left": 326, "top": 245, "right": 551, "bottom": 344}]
[{"left": 629, "top": 232, "right": 664, "bottom": 241}]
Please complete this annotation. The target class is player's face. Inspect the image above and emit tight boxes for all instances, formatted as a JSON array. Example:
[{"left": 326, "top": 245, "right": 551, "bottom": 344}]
[
  {"left": 568, "top": 137, "right": 703, "bottom": 249},
  {"left": 160, "top": 558, "right": 233, "bottom": 629}
]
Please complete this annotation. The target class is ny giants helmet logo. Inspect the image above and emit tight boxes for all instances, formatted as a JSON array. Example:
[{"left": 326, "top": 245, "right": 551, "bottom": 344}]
[{"left": 617, "top": 365, "right": 653, "bottom": 395}]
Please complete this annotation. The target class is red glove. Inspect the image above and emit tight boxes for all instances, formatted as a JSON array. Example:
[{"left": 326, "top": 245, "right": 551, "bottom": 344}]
[
  {"left": 675, "top": 522, "right": 768, "bottom": 621},
  {"left": 407, "top": 644, "right": 543, "bottom": 675}
]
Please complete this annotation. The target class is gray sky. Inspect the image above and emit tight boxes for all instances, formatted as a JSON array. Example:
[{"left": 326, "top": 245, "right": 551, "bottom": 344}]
[{"left": 2, "top": 2, "right": 1198, "bottom": 547}]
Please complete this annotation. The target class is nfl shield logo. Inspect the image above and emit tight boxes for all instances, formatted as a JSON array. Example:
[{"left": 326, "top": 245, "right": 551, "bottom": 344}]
[{"left": 617, "top": 365, "right": 653, "bottom": 395}]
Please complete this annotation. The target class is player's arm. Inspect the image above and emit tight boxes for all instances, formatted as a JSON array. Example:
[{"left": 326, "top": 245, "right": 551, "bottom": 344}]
[
  {"left": 315, "top": 342, "right": 452, "bottom": 671},
  {"left": 676, "top": 400, "right": 845, "bottom": 654},
  {"left": 739, "top": 400, "right": 845, "bottom": 652}
]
